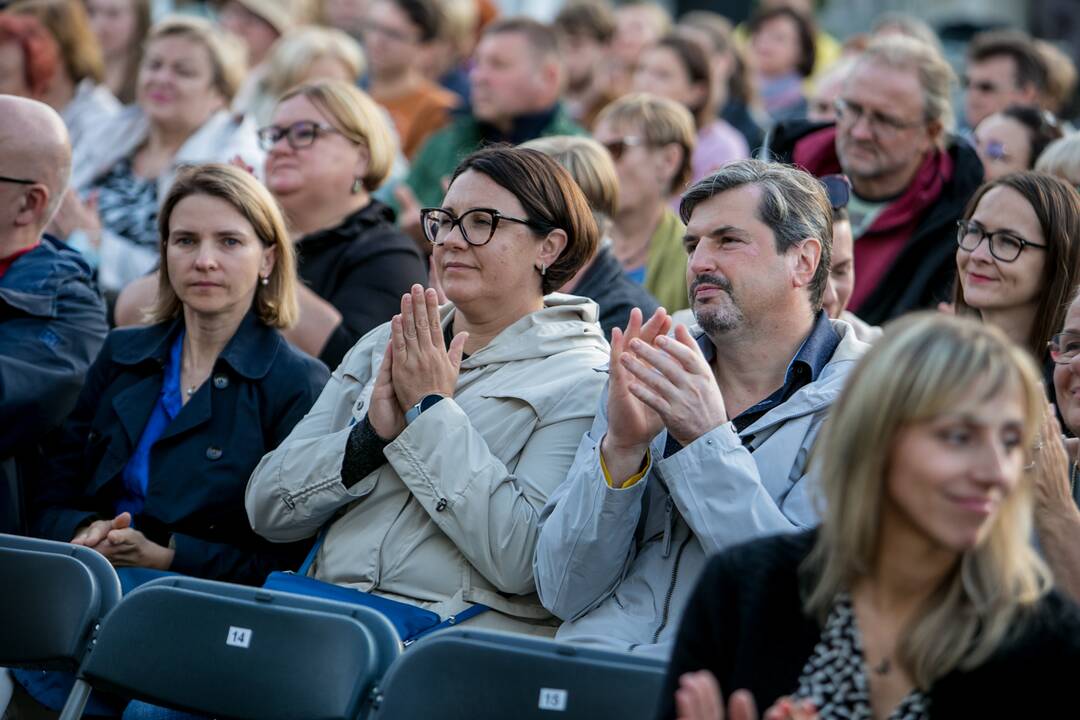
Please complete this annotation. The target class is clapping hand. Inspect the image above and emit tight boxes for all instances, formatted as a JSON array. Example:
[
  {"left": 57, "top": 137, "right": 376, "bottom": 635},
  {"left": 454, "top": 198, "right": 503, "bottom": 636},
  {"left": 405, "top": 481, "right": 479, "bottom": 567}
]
[
  {"left": 389, "top": 284, "right": 467, "bottom": 412},
  {"left": 1033, "top": 403, "right": 1080, "bottom": 514},
  {"left": 47, "top": 189, "right": 101, "bottom": 243},
  {"left": 618, "top": 323, "right": 728, "bottom": 447},
  {"left": 674, "top": 671, "right": 817, "bottom": 720}
]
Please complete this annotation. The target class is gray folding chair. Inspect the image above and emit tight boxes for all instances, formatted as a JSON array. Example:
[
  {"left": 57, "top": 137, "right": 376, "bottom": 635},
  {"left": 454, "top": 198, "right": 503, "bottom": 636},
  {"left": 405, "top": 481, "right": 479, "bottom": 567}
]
[
  {"left": 369, "top": 628, "right": 669, "bottom": 720},
  {"left": 0, "top": 533, "right": 123, "bottom": 720},
  {"left": 78, "top": 576, "right": 402, "bottom": 720}
]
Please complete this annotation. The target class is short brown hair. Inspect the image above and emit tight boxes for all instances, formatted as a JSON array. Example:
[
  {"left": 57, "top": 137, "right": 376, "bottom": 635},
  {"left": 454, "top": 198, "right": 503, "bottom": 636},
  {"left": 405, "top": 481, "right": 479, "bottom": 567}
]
[
  {"left": 554, "top": 0, "right": 615, "bottom": 44},
  {"left": 0, "top": 13, "right": 60, "bottom": 96},
  {"left": 482, "top": 16, "right": 559, "bottom": 60},
  {"left": 967, "top": 30, "right": 1048, "bottom": 93},
  {"left": 654, "top": 33, "right": 716, "bottom": 129},
  {"left": 277, "top": 80, "right": 396, "bottom": 191},
  {"left": 953, "top": 171, "right": 1080, "bottom": 359},
  {"left": 151, "top": 163, "right": 299, "bottom": 328},
  {"left": 448, "top": 146, "right": 599, "bottom": 294},
  {"left": 9, "top": 0, "right": 104, "bottom": 84},
  {"left": 747, "top": 5, "right": 816, "bottom": 78},
  {"left": 595, "top": 92, "right": 697, "bottom": 194},
  {"left": 146, "top": 16, "right": 245, "bottom": 101}
]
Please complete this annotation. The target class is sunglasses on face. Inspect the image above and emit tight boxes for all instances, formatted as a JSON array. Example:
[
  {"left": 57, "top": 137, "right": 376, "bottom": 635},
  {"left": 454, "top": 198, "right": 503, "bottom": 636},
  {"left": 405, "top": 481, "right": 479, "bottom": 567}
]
[
  {"left": 820, "top": 174, "right": 851, "bottom": 210},
  {"left": 600, "top": 136, "right": 647, "bottom": 162}
]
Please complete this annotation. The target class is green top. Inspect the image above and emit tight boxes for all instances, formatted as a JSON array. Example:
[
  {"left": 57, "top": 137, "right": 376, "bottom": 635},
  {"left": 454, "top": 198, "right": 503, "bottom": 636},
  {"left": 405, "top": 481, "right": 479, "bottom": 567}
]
[
  {"left": 644, "top": 209, "right": 690, "bottom": 313},
  {"left": 405, "top": 105, "right": 585, "bottom": 209}
]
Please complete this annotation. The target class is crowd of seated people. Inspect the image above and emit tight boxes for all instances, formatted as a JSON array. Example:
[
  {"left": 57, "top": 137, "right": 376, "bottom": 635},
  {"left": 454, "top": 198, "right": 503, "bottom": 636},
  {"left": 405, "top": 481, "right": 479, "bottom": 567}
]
[{"left": 4, "top": 0, "right": 1080, "bottom": 717}]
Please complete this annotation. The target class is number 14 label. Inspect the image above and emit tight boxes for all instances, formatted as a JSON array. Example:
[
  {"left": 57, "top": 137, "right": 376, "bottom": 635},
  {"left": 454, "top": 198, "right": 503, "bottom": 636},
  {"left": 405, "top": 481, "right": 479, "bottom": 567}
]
[{"left": 226, "top": 626, "right": 252, "bottom": 648}]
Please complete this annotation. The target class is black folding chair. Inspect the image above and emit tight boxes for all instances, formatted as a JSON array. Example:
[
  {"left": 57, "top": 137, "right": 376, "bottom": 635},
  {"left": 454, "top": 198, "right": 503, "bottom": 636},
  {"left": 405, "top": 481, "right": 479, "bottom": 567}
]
[
  {"left": 370, "top": 628, "right": 669, "bottom": 720},
  {"left": 78, "top": 576, "right": 402, "bottom": 720},
  {"left": 0, "top": 533, "right": 123, "bottom": 720}
]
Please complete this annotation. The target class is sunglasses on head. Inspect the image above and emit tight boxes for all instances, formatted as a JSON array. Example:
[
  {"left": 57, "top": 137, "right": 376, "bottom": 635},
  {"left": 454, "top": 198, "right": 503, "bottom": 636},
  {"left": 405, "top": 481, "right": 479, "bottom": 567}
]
[{"left": 820, "top": 174, "right": 851, "bottom": 210}]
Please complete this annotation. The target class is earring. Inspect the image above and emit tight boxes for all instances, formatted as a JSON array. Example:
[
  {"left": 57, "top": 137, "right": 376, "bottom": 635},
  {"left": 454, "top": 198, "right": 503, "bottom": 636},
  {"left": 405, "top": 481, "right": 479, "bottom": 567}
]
[
  {"left": 540, "top": 263, "right": 547, "bottom": 276},
  {"left": 351, "top": 177, "right": 363, "bottom": 194},
  {"left": 260, "top": 276, "right": 269, "bottom": 286}
]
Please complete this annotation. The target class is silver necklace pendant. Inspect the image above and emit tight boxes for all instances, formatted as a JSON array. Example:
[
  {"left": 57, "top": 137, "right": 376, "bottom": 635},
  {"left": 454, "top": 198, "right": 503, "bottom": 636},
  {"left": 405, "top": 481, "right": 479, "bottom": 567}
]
[{"left": 186, "top": 385, "right": 196, "bottom": 397}]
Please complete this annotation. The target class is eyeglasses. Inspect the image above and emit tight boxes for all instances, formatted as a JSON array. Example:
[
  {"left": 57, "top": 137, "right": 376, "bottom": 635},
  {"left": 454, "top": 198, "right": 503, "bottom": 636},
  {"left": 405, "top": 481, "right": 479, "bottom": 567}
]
[
  {"left": 834, "top": 97, "right": 925, "bottom": 136},
  {"left": 821, "top": 174, "right": 851, "bottom": 210},
  {"left": 361, "top": 19, "right": 418, "bottom": 44},
  {"left": 956, "top": 220, "right": 1047, "bottom": 263},
  {"left": 1050, "top": 333, "right": 1080, "bottom": 364},
  {"left": 257, "top": 121, "right": 343, "bottom": 151},
  {"left": 420, "top": 207, "right": 541, "bottom": 246},
  {"left": 600, "top": 136, "right": 647, "bottom": 162},
  {"left": 0, "top": 175, "right": 37, "bottom": 185}
]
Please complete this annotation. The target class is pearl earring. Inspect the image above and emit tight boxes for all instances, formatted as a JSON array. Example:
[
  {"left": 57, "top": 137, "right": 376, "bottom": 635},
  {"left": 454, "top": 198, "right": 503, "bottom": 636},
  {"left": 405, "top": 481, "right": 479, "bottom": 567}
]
[{"left": 260, "top": 276, "right": 269, "bottom": 286}]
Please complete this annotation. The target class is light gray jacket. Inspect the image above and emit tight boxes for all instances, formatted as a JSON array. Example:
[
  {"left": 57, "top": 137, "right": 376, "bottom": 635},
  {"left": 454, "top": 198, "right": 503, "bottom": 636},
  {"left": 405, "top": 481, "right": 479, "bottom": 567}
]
[
  {"left": 534, "top": 319, "right": 869, "bottom": 655},
  {"left": 246, "top": 294, "right": 609, "bottom": 633}
]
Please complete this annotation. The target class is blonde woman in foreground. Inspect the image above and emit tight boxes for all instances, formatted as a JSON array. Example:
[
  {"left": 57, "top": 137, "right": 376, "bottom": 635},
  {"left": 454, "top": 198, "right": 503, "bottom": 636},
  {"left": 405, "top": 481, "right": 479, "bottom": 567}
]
[{"left": 658, "top": 313, "right": 1080, "bottom": 720}]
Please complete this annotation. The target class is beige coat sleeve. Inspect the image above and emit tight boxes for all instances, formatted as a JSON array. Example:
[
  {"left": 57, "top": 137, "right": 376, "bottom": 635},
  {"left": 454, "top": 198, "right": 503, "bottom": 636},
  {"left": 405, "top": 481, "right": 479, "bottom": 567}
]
[
  {"left": 244, "top": 328, "right": 384, "bottom": 542},
  {"left": 382, "top": 371, "right": 604, "bottom": 596}
]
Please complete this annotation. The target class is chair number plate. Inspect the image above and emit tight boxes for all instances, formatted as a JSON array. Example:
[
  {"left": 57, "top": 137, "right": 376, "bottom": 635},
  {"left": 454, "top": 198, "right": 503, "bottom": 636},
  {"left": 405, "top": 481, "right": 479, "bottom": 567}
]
[
  {"left": 226, "top": 626, "right": 252, "bottom": 648},
  {"left": 538, "top": 688, "right": 568, "bottom": 711}
]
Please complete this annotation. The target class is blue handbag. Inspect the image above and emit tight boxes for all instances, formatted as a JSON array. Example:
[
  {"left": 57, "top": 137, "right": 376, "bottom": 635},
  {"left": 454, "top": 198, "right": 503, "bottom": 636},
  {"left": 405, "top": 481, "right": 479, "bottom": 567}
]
[{"left": 262, "top": 530, "right": 489, "bottom": 645}]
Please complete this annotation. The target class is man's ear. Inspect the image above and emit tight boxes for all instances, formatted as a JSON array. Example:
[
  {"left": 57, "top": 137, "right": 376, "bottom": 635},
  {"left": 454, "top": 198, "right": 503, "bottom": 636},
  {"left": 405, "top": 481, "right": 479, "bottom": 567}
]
[
  {"left": 924, "top": 118, "right": 945, "bottom": 150},
  {"left": 16, "top": 185, "right": 50, "bottom": 228},
  {"left": 790, "top": 236, "right": 822, "bottom": 292}
]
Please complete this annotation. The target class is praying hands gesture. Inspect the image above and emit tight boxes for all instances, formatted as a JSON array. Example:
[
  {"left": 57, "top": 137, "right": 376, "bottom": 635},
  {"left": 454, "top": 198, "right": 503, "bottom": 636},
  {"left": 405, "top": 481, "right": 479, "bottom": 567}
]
[
  {"left": 675, "top": 671, "right": 818, "bottom": 720},
  {"left": 368, "top": 285, "right": 467, "bottom": 441}
]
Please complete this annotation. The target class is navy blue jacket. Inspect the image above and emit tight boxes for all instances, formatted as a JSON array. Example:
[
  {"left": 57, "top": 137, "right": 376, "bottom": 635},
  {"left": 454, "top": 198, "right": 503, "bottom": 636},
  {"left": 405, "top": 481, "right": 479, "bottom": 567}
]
[
  {"left": 1, "top": 235, "right": 107, "bottom": 533},
  {"left": 571, "top": 245, "right": 661, "bottom": 340},
  {"left": 33, "top": 311, "right": 329, "bottom": 585}
]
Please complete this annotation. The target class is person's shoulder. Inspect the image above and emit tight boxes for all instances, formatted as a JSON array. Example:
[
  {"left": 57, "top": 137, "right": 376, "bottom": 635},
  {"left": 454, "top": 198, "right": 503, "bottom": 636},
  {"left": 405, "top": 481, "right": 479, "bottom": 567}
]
[
  {"left": 707, "top": 530, "right": 817, "bottom": 586},
  {"left": 1013, "top": 590, "right": 1080, "bottom": 655},
  {"left": 332, "top": 203, "right": 422, "bottom": 260}
]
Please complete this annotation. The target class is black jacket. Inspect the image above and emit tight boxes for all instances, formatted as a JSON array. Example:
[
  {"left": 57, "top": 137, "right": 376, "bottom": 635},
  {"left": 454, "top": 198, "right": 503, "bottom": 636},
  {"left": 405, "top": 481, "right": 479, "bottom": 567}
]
[
  {"left": 571, "top": 245, "right": 661, "bottom": 339},
  {"left": 33, "top": 312, "right": 329, "bottom": 585},
  {"left": 295, "top": 200, "right": 427, "bottom": 368},
  {"left": 658, "top": 530, "right": 1080, "bottom": 719},
  {"left": 767, "top": 120, "right": 984, "bottom": 325},
  {"left": 1, "top": 235, "right": 107, "bottom": 533}
]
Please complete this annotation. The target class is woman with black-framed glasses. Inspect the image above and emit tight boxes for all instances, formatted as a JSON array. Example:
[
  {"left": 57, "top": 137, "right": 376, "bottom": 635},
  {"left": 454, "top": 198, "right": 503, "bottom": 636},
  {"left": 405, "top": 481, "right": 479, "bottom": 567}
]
[
  {"left": 247, "top": 145, "right": 610, "bottom": 637},
  {"left": 953, "top": 171, "right": 1080, "bottom": 404}
]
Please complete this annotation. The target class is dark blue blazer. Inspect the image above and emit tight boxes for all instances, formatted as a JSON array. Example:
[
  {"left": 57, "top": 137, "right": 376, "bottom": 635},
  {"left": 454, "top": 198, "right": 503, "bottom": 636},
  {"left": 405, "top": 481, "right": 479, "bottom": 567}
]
[{"left": 33, "top": 311, "right": 330, "bottom": 585}]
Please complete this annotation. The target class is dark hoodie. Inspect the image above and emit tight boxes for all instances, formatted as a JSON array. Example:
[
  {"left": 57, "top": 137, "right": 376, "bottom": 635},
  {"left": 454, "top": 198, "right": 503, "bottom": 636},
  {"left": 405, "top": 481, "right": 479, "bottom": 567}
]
[
  {"left": 295, "top": 200, "right": 427, "bottom": 369},
  {"left": 767, "top": 120, "right": 984, "bottom": 326}
]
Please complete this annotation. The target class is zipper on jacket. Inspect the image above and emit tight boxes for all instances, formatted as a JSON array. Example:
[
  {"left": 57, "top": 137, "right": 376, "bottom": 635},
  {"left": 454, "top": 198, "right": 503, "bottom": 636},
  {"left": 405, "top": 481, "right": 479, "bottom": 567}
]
[{"left": 652, "top": 532, "right": 692, "bottom": 644}]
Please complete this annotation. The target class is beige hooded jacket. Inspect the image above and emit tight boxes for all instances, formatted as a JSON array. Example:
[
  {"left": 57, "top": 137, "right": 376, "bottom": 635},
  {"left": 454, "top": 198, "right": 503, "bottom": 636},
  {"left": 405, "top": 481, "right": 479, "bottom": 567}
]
[{"left": 245, "top": 294, "right": 609, "bottom": 633}]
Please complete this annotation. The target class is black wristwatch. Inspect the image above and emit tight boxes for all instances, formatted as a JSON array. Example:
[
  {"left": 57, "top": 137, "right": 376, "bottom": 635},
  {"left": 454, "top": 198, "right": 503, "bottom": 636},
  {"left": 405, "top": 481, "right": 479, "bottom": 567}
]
[{"left": 405, "top": 394, "right": 444, "bottom": 425}]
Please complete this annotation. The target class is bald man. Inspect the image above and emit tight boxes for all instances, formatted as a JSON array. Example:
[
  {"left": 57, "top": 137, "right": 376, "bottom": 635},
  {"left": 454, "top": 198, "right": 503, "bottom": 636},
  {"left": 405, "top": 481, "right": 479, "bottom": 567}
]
[{"left": 0, "top": 95, "right": 107, "bottom": 534}]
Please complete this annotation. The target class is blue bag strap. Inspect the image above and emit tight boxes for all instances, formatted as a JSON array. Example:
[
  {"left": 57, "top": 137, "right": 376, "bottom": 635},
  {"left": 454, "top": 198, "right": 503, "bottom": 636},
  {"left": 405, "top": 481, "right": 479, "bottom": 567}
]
[
  {"left": 297, "top": 527, "right": 328, "bottom": 577},
  {"left": 406, "top": 603, "right": 490, "bottom": 646}
]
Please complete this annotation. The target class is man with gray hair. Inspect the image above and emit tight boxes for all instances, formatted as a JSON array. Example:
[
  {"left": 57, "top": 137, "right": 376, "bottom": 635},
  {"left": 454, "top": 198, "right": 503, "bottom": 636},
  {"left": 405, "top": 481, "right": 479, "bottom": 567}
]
[
  {"left": 0, "top": 95, "right": 107, "bottom": 534},
  {"left": 767, "top": 35, "right": 984, "bottom": 326},
  {"left": 535, "top": 158, "right": 869, "bottom": 655}
]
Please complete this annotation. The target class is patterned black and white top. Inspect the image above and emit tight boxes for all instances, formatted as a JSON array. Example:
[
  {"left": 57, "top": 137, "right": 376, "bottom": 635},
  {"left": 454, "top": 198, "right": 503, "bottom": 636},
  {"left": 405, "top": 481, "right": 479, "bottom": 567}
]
[
  {"left": 92, "top": 157, "right": 160, "bottom": 250},
  {"left": 793, "top": 595, "right": 930, "bottom": 720}
]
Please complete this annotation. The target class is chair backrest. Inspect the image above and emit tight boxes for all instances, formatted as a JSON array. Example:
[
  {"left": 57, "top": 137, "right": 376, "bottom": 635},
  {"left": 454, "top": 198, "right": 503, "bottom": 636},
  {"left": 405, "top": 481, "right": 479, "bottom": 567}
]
[
  {"left": 80, "top": 576, "right": 403, "bottom": 720},
  {"left": 0, "top": 533, "right": 122, "bottom": 611},
  {"left": 370, "top": 629, "right": 669, "bottom": 720},
  {"left": 0, "top": 532, "right": 123, "bottom": 671}
]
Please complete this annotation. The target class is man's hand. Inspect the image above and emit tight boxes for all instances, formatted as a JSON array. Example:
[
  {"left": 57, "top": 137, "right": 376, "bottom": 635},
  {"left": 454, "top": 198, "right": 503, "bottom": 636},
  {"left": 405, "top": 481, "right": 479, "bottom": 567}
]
[
  {"left": 1033, "top": 403, "right": 1080, "bottom": 519},
  {"left": 389, "top": 285, "right": 466, "bottom": 410},
  {"left": 601, "top": 307, "right": 671, "bottom": 483},
  {"left": 47, "top": 189, "right": 101, "bottom": 243},
  {"left": 620, "top": 324, "right": 728, "bottom": 447}
]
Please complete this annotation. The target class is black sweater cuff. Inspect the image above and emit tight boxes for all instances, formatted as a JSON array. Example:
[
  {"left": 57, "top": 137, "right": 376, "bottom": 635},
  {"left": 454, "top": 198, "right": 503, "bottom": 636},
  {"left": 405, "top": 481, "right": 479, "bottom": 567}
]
[{"left": 341, "top": 417, "right": 390, "bottom": 489}]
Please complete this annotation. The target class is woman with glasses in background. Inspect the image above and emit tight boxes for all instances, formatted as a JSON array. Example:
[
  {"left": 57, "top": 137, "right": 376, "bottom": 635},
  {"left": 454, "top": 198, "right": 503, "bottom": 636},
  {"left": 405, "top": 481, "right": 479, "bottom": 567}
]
[
  {"left": 246, "top": 145, "right": 610, "bottom": 636},
  {"left": 973, "top": 105, "right": 1064, "bottom": 182},
  {"left": 257, "top": 80, "right": 426, "bottom": 368},
  {"left": 952, "top": 171, "right": 1080, "bottom": 404},
  {"left": 591, "top": 93, "right": 697, "bottom": 312}
]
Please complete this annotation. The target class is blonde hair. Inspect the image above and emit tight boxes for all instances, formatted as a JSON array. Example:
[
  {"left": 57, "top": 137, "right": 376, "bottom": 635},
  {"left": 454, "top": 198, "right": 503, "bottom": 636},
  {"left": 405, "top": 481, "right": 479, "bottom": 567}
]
[
  {"left": 521, "top": 135, "right": 619, "bottom": 236},
  {"left": 1035, "top": 135, "right": 1080, "bottom": 188},
  {"left": 149, "top": 164, "right": 299, "bottom": 328},
  {"left": 856, "top": 34, "right": 957, "bottom": 137},
  {"left": 595, "top": 92, "right": 697, "bottom": 193},
  {"left": 262, "top": 26, "right": 365, "bottom": 102},
  {"left": 146, "top": 16, "right": 245, "bottom": 101},
  {"left": 804, "top": 312, "right": 1051, "bottom": 690},
  {"left": 277, "top": 80, "right": 395, "bottom": 191},
  {"left": 9, "top": 0, "right": 105, "bottom": 84}
]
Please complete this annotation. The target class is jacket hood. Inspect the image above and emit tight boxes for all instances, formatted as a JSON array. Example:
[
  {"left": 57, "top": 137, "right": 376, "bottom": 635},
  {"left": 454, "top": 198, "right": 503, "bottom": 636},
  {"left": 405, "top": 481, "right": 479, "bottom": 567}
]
[{"left": 441, "top": 292, "right": 608, "bottom": 367}]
